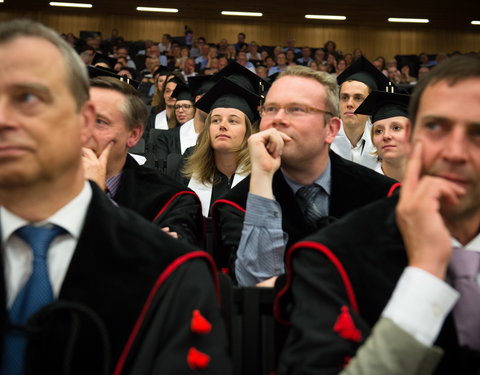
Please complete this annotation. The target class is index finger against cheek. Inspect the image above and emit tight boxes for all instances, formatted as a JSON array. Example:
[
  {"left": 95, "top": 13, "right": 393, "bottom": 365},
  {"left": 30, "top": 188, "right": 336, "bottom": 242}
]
[
  {"left": 402, "top": 141, "right": 423, "bottom": 193},
  {"left": 99, "top": 142, "right": 114, "bottom": 160}
]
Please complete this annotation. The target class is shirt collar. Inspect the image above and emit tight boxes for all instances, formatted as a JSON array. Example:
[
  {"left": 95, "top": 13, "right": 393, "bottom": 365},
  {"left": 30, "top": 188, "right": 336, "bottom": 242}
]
[
  {"left": 360, "top": 120, "right": 372, "bottom": 143},
  {"left": 1, "top": 181, "right": 92, "bottom": 244},
  {"left": 452, "top": 233, "right": 480, "bottom": 253},
  {"left": 282, "top": 157, "right": 332, "bottom": 196}
]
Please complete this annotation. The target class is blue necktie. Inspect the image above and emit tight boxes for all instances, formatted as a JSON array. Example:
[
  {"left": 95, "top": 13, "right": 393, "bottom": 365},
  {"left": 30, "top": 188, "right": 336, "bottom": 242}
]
[{"left": 1, "top": 225, "right": 65, "bottom": 375}]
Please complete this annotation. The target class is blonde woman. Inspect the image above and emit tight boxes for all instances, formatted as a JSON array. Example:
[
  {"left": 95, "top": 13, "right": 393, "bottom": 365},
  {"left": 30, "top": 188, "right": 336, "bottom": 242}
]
[
  {"left": 355, "top": 91, "right": 411, "bottom": 181},
  {"left": 184, "top": 78, "right": 260, "bottom": 216}
]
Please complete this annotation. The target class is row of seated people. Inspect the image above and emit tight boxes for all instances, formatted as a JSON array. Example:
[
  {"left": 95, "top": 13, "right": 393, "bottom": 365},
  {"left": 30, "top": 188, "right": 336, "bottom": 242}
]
[
  {"left": 92, "top": 52, "right": 480, "bottom": 374},
  {"left": 76, "top": 29, "right": 446, "bottom": 83},
  {"left": 95, "top": 56, "right": 478, "bottom": 375},
  {"left": 4, "top": 19, "right": 478, "bottom": 374}
]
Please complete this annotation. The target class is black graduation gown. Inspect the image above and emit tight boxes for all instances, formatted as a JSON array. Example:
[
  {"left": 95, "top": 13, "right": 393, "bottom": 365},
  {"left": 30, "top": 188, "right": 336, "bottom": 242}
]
[
  {"left": 211, "top": 150, "right": 398, "bottom": 272},
  {"left": 276, "top": 193, "right": 480, "bottom": 375},
  {"left": 113, "top": 155, "right": 203, "bottom": 246},
  {"left": 154, "top": 126, "right": 181, "bottom": 161},
  {"left": 0, "top": 183, "right": 233, "bottom": 375}
]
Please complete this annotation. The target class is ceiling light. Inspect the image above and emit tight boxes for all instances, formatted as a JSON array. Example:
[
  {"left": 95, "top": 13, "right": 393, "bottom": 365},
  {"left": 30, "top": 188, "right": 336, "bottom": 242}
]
[
  {"left": 221, "top": 11, "right": 263, "bottom": 17},
  {"left": 136, "top": 7, "right": 178, "bottom": 13},
  {"left": 472, "top": 20, "right": 480, "bottom": 25},
  {"left": 388, "top": 17, "right": 429, "bottom": 23},
  {"left": 49, "top": 2, "right": 92, "bottom": 7},
  {"left": 305, "top": 15, "right": 346, "bottom": 20}
]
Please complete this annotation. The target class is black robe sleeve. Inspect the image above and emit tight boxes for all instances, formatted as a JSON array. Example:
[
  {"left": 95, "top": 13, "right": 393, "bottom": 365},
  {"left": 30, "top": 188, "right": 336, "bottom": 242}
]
[
  {"left": 114, "top": 257, "right": 234, "bottom": 375},
  {"left": 114, "top": 156, "right": 204, "bottom": 246},
  {"left": 276, "top": 245, "right": 371, "bottom": 375},
  {"left": 152, "top": 190, "right": 204, "bottom": 246},
  {"left": 154, "top": 128, "right": 181, "bottom": 162}
]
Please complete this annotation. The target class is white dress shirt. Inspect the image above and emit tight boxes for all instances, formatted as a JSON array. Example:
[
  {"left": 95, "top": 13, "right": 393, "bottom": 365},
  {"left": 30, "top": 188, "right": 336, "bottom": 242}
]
[
  {"left": 154, "top": 110, "right": 169, "bottom": 130},
  {"left": 331, "top": 120, "right": 378, "bottom": 170},
  {"left": 382, "top": 233, "right": 480, "bottom": 346},
  {"left": 1, "top": 182, "right": 92, "bottom": 306},
  {"left": 179, "top": 119, "right": 198, "bottom": 154},
  {"left": 188, "top": 169, "right": 248, "bottom": 217}
]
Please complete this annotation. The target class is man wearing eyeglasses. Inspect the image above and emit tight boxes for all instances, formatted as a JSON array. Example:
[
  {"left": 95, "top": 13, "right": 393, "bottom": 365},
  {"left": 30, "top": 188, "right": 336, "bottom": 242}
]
[{"left": 212, "top": 66, "right": 396, "bottom": 286}]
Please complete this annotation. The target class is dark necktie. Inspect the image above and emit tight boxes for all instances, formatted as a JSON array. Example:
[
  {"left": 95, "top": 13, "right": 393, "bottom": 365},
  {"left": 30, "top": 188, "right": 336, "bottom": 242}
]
[
  {"left": 1, "top": 224, "right": 66, "bottom": 375},
  {"left": 296, "top": 184, "right": 327, "bottom": 226},
  {"left": 448, "top": 246, "right": 480, "bottom": 351}
]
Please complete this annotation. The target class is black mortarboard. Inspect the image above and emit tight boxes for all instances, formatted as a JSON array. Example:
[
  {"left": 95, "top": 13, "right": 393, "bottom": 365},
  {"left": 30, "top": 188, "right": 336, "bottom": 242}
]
[
  {"left": 166, "top": 75, "right": 187, "bottom": 86},
  {"left": 195, "top": 77, "right": 261, "bottom": 123},
  {"left": 92, "top": 53, "right": 117, "bottom": 69},
  {"left": 171, "top": 83, "right": 194, "bottom": 102},
  {"left": 87, "top": 65, "right": 140, "bottom": 89},
  {"left": 266, "top": 72, "right": 280, "bottom": 84},
  {"left": 355, "top": 91, "right": 410, "bottom": 123},
  {"left": 188, "top": 75, "right": 215, "bottom": 97},
  {"left": 337, "top": 56, "right": 393, "bottom": 92},
  {"left": 211, "top": 62, "right": 270, "bottom": 97},
  {"left": 153, "top": 66, "right": 171, "bottom": 77}
]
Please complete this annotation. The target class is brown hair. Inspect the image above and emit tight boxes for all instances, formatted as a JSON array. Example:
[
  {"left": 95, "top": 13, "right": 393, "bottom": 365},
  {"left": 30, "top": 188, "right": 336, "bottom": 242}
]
[{"left": 90, "top": 77, "right": 148, "bottom": 130}]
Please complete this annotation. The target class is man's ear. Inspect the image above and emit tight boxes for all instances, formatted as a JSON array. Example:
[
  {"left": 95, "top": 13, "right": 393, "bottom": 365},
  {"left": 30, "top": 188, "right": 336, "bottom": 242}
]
[
  {"left": 79, "top": 100, "right": 96, "bottom": 146},
  {"left": 126, "top": 125, "right": 144, "bottom": 148},
  {"left": 325, "top": 117, "right": 341, "bottom": 145}
]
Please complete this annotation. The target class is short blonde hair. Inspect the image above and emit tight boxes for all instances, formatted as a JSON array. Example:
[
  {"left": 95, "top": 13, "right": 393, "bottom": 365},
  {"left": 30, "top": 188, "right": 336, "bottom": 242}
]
[{"left": 278, "top": 65, "right": 339, "bottom": 118}]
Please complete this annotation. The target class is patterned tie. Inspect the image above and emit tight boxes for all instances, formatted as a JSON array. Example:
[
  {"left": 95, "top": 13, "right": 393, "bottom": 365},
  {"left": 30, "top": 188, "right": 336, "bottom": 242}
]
[
  {"left": 296, "top": 184, "right": 327, "bottom": 226},
  {"left": 1, "top": 225, "right": 66, "bottom": 375},
  {"left": 448, "top": 247, "right": 480, "bottom": 351}
]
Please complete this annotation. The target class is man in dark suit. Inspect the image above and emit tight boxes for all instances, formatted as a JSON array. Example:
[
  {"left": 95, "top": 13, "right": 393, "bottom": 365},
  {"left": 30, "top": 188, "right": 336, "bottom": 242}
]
[
  {"left": 276, "top": 54, "right": 480, "bottom": 374},
  {"left": 0, "top": 19, "right": 232, "bottom": 375},
  {"left": 212, "top": 66, "right": 397, "bottom": 285},
  {"left": 83, "top": 76, "right": 203, "bottom": 245}
]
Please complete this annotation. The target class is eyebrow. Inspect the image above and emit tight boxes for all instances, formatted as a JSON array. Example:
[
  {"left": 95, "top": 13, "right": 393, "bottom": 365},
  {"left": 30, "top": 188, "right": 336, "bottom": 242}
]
[
  {"left": 420, "top": 115, "right": 480, "bottom": 128},
  {"left": 13, "top": 83, "right": 53, "bottom": 102},
  {"left": 420, "top": 115, "right": 449, "bottom": 123},
  {"left": 95, "top": 113, "right": 111, "bottom": 123}
]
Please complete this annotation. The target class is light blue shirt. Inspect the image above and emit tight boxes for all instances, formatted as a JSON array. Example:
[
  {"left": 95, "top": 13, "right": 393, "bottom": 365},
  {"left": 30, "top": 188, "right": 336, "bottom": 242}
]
[
  {"left": 235, "top": 160, "right": 331, "bottom": 286},
  {"left": 195, "top": 56, "right": 208, "bottom": 70}
]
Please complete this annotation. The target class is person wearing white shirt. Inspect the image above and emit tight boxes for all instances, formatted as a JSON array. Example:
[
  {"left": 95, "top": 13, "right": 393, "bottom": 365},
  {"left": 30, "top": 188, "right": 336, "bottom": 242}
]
[
  {"left": 355, "top": 90, "right": 411, "bottom": 182},
  {"left": 277, "top": 54, "right": 480, "bottom": 375},
  {"left": 332, "top": 56, "right": 394, "bottom": 170},
  {"left": 158, "top": 33, "right": 172, "bottom": 54},
  {"left": 183, "top": 76, "right": 259, "bottom": 217},
  {"left": 0, "top": 19, "right": 232, "bottom": 375}
]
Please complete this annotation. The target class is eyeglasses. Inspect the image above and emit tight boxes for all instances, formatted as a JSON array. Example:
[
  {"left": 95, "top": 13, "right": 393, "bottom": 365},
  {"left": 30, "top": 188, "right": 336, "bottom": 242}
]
[
  {"left": 174, "top": 104, "right": 194, "bottom": 111},
  {"left": 260, "top": 104, "right": 334, "bottom": 118}
]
